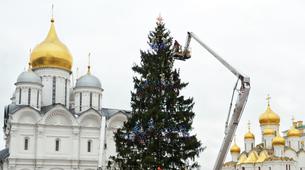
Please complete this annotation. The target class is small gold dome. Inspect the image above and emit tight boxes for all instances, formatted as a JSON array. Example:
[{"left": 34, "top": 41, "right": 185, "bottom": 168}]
[
  {"left": 30, "top": 19, "right": 73, "bottom": 72},
  {"left": 263, "top": 128, "right": 275, "bottom": 136},
  {"left": 244, "top": 132, "right": 255, "bottom": 140},
  {"left": 287, "top": 127, "right": 301, "bottom": 138},
  {"left": 230, "top": 143, "right": 241, "bottom": 153},
  {"left": 272, "top": 135, "right": 285, "bottom": 146},
  {"left": 259, "top": 105, "right": 280, "bottom": 125}
]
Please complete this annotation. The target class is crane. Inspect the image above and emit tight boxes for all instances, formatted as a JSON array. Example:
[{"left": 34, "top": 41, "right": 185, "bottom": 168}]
[{"left": 173, "top": 32, "right": 251, "bottom": 170}]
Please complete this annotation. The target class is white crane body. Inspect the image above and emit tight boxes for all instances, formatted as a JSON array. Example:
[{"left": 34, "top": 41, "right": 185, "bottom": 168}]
[{"left": 173, "top": 32, "right": 251, "bottom": 170}]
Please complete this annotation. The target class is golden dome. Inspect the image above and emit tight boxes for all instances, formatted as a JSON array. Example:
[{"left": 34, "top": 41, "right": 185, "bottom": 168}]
[
  {"left": 263, "top": 128, "right": 275, "bottom": 136},
  {"left": 244, "top": 121, "right": 255, "bottom": 140},
  {"left": 230, "top": 143, "right": 241, "bottom": 153},
  {"left": 287, "top": 126, "right": 301, "bottom": 138},
  {"left": 244, "top": 132, "right": 255, "bottom": 140},
  {"left": 272, "top": 135, "right": 285, "bottom": 146},
  {"left": 30, "top": 19, "right": 73, "bottom": 72},
  {"left": 259, "top": 105, "right": 280, "bottom": 125}
]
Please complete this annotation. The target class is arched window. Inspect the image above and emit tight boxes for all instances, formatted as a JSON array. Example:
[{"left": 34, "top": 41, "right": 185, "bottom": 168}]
[
  {"left": 80, "top": 92, "right": 83, "bottom": 111},
  {"left": 55, "top": 138, "right": 60, "bottom": 151},
  {"left": 24, "top": 137, "right": 29, "bottom": 150},
  {"left": 19, "top": 88, "right": 22, "bottom": 104},
  {"left": 258, "top": 167, "right": 261, "bottom": 170},
  {"left": 28, "top": 88, "right": 31, "bottom": 105},
  {"left": 89, "top": 92, "right": 93, "bottom": 108},
  {"left": 88, "top": 140, "right": 92, "bottom": 152},
  {"left": 52, "top": 77, "right": 56, "bottom": 104}
]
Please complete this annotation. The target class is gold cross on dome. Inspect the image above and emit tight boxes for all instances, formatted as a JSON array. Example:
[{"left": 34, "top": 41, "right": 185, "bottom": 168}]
[
  {"left": 248, "top": 121, "right": 251, "bottom": 132},
  {"left": 51, "top": 4, "right": 54, "bottom": 22},
  {"left": 266, "top": 94, "right": 271, "bottom": 106}
]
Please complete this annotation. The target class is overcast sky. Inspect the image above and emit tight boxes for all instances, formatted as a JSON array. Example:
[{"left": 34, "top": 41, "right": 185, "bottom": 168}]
[{"left": 1, "top": 0, "right": 305, "bottom": 169}]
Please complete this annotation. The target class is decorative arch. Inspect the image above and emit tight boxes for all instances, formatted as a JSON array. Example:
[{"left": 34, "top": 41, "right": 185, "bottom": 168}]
[
  {"left": 107, "top": 112, "right": 128, "bottom": 129},
  {"left": 41, "top": 105, "right": 78, "bottom": 126},
  {"left": 78, "top": 109, "right": 101, "bottom": 127},
  {"left": 12, "top": 107, "right": 41, "bottom": 124}
]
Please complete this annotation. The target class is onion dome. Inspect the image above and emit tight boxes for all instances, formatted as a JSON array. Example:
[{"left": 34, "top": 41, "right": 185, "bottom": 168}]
[
  {"left": 272, "top": 134, "right": 285, "bottom": 146},
  {"left": 244, "top": 121, "right": 255, "bottom": 140},
  {"left": 244, "top": 132, "right": 255, "bottom": 140},
  {"left": 75, "top": 66, "right": 102, "bottom": 89},
  {"left": 30, "top": 18, "right": 73, "bottom": 72},
  {"left": 259, "top": 96, "right": 280, "bottom": 125},
  {"left": 287, "top": 126, "right": 301, "bottom": 138},
  {"left": 263, "top": 128, "right": 275, "bottom": 136},
  {"left": 16, "top": 69, "right": 42, "bottom": 85},
  {"left": 230, "top": 143, "right": 241, "bottom": 154}
]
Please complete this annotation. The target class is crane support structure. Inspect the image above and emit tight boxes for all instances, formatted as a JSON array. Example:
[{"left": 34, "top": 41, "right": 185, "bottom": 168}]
[{"left": 173, "top": 32, "right": 251, "bottom": 170}]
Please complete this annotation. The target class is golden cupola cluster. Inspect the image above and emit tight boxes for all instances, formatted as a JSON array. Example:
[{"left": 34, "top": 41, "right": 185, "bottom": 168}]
[
  {"left": 30, "top": 18, "right": 73, "bottom": 72},
  {"left": 259, "top": 96, "right": 280, "bottom": 125}
]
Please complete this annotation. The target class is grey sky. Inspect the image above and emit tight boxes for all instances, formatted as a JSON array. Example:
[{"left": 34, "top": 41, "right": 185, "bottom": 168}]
[{"left": 1, "top": 0, "right": 305, "bottom": 169}]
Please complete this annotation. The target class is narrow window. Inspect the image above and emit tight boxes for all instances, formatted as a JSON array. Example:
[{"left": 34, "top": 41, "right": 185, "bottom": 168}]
[
  {"left": 80, "top": 92, "right": 82, "bottom": 111},
  {"left": 98, "top": 94, "right": 101, "bottom": 110},
  {"left": 251, "top": 143, "right": 254, "bottom": 149},
  {"left": 55, "top": 139, "right": 60, "bottom": 151},
  {"left": 87, "top": 140, "right": 92, "bottom": 152},
  {"left": 37, "top": 90, "right": 39, "bottom": 108},
  {"left": 24, "top": 137, "right": 29, "bottom": 150},
  {"left": 64, "top": 79, "right": 67, "bottom": 106},
  {"left": 19, "top": 88, "right": 22, "bottom": 104},
  {"left": 52, "top": 77, "right": 56, "bottom": 104},
  {"left": 28, "top": 88, "right": 31, "bottom": 105},
  {"left": 89, "top": 92, "right": 93, "bottom": 108}
]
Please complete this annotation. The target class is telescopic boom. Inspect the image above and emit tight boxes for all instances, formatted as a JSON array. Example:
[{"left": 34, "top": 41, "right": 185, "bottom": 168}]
[{"left": 173, "top": 32, "right": 250, "bottom": 170}]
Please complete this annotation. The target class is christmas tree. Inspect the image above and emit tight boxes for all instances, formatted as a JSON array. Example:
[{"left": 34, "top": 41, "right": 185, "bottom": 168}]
[{"left": 110, "top": 16, "right": 203, "bottom": 169}]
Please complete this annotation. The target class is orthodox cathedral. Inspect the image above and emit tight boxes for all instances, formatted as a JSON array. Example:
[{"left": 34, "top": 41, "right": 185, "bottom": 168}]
[
  {"left": 0, "top": 17, "right": 130, "bottom": 169},
  {"left": 223, "top": 98, "right": 305, "bottom": 170}
]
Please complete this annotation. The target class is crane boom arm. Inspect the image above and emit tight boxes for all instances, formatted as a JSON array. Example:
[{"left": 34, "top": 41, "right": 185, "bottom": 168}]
[{"left": 176, "top": 32, "right": 250, "bottom": 170}]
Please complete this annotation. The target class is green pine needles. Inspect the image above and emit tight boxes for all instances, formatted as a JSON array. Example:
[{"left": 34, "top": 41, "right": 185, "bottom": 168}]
[{"left": 109, "top": 20, "right": 203, "bottom": 170}]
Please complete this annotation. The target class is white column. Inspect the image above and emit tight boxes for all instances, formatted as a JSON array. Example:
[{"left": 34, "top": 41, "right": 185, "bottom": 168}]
[{"left": 98, "top": 116, "right": 106, "bottom": 168}]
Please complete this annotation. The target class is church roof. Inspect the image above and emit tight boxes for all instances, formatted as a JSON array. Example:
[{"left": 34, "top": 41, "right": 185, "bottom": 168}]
[{"left": 102, "top": 108, "right": 131, "bottom": 118}]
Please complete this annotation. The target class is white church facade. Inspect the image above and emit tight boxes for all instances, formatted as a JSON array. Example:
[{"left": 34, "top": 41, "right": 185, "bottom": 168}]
[{"left": 1, "top": 17, "right": 129, "bottom": 170}]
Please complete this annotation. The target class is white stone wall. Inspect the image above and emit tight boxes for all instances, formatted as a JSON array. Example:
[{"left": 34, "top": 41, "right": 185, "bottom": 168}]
[
  {"left": 244, "top": 139, "right": 254, "bottom": 152},
  {"left": 105, "top": 113, "right": 127, "bottom": 164},
  {"left": 74, "top": 88, "right": 102, "bottom": 113},
  {"left": 34, "top": 68, "right": 71, "bottom": 108},
  {"left": 15, "top": 83, "right": 42, "bottom": 110},
  {"left": 263, "top": 135, "right": 274, "bottom": 149},
  {"left": 5, "top": 105, "right": 107, "bottom": 170},
  {"left": 287, "top": 136, "right": 300, "bottom": 151}
]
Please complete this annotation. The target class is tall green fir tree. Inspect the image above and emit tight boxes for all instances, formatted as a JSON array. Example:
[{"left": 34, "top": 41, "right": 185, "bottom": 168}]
[{"left": 110, "top": 17, "right": 203, "bottom": 169}]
